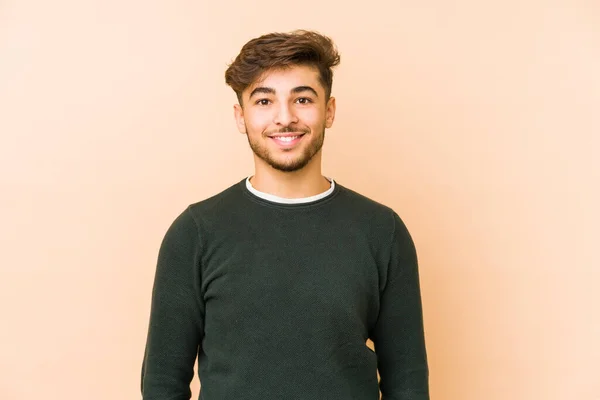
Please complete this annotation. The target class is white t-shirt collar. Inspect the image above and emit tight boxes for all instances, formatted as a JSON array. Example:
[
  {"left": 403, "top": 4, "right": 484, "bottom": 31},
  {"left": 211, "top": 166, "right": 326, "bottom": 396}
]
[{"left": 245, "top": 176, "right": 335, "bottom": 204}]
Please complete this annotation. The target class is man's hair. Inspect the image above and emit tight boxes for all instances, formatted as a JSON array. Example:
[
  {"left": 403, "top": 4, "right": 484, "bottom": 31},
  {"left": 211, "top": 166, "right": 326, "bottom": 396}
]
[{"left": 225, "top": 29, "right": 341, "bottom": 105}]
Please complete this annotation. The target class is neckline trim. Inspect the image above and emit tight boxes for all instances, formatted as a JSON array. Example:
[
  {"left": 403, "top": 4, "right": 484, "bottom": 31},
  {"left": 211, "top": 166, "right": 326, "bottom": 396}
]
[{"left": 245, "top": 175, "right": 336, "bottom": 205}]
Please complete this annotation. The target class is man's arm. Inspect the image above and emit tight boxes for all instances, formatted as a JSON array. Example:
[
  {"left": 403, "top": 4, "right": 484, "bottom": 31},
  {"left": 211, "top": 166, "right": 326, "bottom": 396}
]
[
  {"left": 141, "top": 207, "right": 204, "bottom": 400},
  {"left": 371, "top": 211, "right": 430, "bottom": 400}
]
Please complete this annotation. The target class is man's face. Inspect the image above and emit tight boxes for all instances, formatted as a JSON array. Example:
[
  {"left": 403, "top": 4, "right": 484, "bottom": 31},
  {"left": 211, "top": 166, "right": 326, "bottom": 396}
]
[{"left": 234, "top": 65, "right": 336, "bottom": 173}]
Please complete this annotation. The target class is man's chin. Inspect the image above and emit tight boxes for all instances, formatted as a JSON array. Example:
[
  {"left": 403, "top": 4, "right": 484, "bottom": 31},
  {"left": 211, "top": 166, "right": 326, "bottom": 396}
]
[
  {"left": 251, "top": 145, "right": 321, "bottom": 173},
  {"left": 269, "top": 161, "right": 308, "bottom": 173},
  {"left": 262, "top": 154, "right": 311, "bottom": 172}
]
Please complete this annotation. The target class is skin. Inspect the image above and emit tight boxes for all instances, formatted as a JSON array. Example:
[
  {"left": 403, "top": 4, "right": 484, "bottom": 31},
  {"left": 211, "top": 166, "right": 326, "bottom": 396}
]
[{"left": 233, "top": 64, "right": 336, "bottom": 199}]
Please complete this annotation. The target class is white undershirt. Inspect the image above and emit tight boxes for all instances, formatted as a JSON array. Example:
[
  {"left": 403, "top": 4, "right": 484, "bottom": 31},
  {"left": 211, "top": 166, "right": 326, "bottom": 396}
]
[{"left": 245, "top": 176, "right": 335, "bottom": 204}]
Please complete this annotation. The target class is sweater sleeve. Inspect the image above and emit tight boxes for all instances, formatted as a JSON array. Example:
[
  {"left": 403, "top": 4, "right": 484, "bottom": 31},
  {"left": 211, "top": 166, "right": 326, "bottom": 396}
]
[
  {"left": 371, "top": 211, "right": 430, "bottom": 400},
  {"left": 141, "top": 207, "right": 204, "bottom": 400}
]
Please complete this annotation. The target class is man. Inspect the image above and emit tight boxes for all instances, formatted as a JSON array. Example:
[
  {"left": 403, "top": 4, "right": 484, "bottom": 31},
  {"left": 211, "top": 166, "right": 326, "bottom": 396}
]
[{"left": 141, "top": 30, "right": 430, "bottom": 400}]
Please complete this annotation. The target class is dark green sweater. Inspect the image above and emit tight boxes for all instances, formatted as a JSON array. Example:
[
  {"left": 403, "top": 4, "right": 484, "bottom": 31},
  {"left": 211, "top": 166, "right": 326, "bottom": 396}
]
[{"left": 141, "top": 178, "right": 429, "bottom": 399}]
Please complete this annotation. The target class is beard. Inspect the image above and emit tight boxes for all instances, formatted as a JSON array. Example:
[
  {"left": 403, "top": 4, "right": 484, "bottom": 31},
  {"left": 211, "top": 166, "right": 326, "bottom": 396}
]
[{"left": 246, "top": 126, "right": 325, "bottom": 172}]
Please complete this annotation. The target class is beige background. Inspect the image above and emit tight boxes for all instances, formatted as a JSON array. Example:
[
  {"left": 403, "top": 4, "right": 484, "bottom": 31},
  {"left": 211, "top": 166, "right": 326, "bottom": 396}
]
[{"left": 1, "top": 1, "right": 599, "bottom": 399}]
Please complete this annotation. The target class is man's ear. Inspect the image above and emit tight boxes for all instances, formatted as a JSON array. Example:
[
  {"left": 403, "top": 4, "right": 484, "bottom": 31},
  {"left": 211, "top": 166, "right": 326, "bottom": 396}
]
[
  {"left": 233, "top": 103, "right": 246, "bottom": 134},
  {"left": 325, "top": 96, "right": 336, "bottom": 129}
]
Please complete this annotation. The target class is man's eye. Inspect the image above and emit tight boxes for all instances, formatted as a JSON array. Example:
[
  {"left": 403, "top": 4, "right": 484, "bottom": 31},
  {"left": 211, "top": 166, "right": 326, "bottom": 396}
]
[
  {"left": 296, "top": 97, "right": 312, "bottom": 104},
  {"left": 256, "top": 99, "right": 271, "bottom": 105}
]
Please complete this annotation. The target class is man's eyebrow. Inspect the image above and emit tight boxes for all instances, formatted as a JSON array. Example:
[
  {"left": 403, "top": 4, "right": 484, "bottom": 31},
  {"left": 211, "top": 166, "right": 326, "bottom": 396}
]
[
  {"left": 292, "top": 86, "right": 319, "bottom": 97},
  {"left": 249, "top": 86, "right": 275, "bottom": 99},
  {"left": 249, "top": 85, "right": 320, "bottom": 99}
]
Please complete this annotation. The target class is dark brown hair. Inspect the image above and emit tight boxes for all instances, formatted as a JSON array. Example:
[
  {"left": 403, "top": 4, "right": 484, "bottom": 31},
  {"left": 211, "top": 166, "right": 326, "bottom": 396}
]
[{"left": 225, "top": 29, "right": 341, "bottom": 105}]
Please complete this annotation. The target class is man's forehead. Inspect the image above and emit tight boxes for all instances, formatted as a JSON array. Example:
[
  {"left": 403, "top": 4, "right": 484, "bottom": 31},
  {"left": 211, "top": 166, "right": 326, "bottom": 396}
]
[{"left": 247, "top": 66, "right": 322, "bottom": 93}]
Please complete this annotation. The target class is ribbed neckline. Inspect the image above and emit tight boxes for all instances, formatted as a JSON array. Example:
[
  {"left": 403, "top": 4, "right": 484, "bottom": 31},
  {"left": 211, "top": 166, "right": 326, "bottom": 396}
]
[{"left": 239, "top": 177, "right": 341, "bottom": 209}]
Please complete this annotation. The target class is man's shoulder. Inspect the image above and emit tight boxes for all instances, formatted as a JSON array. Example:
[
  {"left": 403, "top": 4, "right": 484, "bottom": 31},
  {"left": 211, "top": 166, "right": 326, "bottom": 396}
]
[
  {"left": 187, "top": 178, "right": 245, "bottom": 214},
  {"left": 336, "top": 183, "right": 396, "bottom": 217},
  {"left": 336, "top": 183, "right": 413, "bottom": 244},
  {"left": 160, "top": 179, "right": 245, "bottom": 234},
  {"left": 162, "top": 177, "right": 242, "bottom": 220}
]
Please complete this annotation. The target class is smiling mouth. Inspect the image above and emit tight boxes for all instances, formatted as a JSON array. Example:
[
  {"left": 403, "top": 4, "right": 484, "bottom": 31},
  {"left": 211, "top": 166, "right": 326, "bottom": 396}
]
[
  {"left": 271, "top": 134, "right": 304, "bottom": 142},
  {"left": 269, "top": 134, "right": 306, "bottom": 146}
]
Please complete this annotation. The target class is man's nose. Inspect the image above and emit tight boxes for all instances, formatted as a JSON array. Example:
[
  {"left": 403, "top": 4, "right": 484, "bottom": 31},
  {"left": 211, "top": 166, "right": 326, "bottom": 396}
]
[{"left": 273, "top": 103, "right": 299, "bottom": 126}]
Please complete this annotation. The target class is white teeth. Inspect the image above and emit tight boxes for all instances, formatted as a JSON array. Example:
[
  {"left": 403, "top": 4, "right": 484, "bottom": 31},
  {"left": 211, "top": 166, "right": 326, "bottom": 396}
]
[{"left": 274, "top": 136, "right": 298, "bottom": 142}]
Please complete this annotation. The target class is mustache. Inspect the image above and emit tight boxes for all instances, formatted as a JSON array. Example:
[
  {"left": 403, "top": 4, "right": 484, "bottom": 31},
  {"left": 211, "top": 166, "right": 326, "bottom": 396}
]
[{"left": 265, "top": 126, "right": 310, "bottom": 135}]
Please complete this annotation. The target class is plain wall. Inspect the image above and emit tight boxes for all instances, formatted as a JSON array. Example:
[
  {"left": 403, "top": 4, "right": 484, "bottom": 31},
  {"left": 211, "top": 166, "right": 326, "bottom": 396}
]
[{"left": 1, "top": 1, "right": 598, "bottom": 399}]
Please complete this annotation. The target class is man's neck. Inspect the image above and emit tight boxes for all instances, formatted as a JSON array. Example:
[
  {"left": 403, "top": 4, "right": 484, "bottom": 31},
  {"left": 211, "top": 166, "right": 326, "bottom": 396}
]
[{"left": 250, "top": 161, "right": 331, "bottom": 199}]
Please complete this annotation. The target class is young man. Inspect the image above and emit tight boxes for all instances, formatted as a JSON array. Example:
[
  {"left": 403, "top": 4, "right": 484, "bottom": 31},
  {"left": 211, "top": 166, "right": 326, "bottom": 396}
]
[{"left": 141, "top": 30, "right": 430, "bottom": 400}]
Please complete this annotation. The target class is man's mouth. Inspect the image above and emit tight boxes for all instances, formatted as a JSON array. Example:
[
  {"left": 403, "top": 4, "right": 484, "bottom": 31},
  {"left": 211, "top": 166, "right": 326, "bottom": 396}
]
[
  {"left": 269, "top": 133, "right": 306, "bottom": 147},
  {"left": 272, "top": 135, "right": 303, "bottom": 142}
]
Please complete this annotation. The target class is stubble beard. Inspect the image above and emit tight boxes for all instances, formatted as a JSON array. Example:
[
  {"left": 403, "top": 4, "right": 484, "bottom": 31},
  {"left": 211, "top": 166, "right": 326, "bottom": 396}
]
[{"left": 246, "top": 127, "right": 326, "bottom": 173}]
